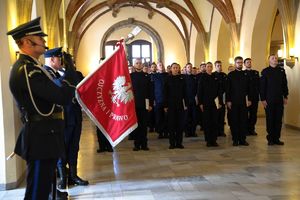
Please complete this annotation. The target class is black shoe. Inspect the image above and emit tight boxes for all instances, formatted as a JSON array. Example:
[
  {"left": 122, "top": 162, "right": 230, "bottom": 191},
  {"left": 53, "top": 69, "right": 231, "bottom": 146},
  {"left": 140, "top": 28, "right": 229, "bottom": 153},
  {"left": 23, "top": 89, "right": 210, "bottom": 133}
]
[
  {"left": 176, "top": 144, "right": 184, "bottom": 149},
  {"left": 68, "top": 166, "right": 89, "bottom": 186},
  {"left": 211, "top": 142, "right": 219, "bottom": 147},
  {"left": 169, "top": 145, "right": 175, "bottom": 149},
  {"left": 107, "top": 148, "right": 114, "bottom": 152},
  {"left": 268, "top": 141, "right": 275, "bottom": 146},
  {"left": 190, "top": 134, "right": 198, "bottom": 137},
  {"left": 233, "top": 141, "right": 239, "bottom": 146},
  {"left": 251, "top": 131, "right": 258, "bottom": 136},
  {"left": 141, "top": 147, "right": 149, "bottom": 151},
  {"left": 239, "top": 141, "right": 249, "bottom": 146},
  {"left": 133, "top": 147, "right": 140, "bottom": 151},
  {"left": 274, "top": 140, "right": 284, "bottom": 145},
  {"left": 218, "top": 133, "right": 226, "bottom": 137},
  {"left": 206, "top": 142, "right": 212, "bottom": 147}
]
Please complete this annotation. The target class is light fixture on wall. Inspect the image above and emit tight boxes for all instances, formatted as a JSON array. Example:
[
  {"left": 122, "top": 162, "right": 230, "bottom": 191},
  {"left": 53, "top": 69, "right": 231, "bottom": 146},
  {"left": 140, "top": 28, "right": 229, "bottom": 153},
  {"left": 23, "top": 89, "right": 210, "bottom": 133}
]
[{"left": 277, "top": 48, "right": 298, "bottom": 68}]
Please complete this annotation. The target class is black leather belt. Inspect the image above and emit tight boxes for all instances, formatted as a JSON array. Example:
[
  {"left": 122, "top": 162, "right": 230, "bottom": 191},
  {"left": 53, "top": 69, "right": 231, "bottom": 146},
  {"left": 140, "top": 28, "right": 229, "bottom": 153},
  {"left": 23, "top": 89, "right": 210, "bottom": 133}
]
[{"left": 30, "top": 112, "right": 64, "bottom": 122}]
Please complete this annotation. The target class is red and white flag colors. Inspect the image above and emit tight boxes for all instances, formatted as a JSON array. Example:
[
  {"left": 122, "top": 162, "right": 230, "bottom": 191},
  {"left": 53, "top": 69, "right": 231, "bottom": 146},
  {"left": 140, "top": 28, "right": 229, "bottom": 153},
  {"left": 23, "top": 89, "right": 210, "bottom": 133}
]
[{"left": 76, "top": 41, "right": 137, "bottom": 147}]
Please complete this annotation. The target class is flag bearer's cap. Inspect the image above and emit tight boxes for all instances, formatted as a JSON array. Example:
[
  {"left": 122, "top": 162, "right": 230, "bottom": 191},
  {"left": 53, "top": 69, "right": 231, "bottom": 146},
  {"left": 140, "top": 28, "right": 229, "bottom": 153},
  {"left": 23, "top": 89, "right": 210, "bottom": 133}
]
[{"left": 7, "top": 17, "right": 47, "bottom": 40}]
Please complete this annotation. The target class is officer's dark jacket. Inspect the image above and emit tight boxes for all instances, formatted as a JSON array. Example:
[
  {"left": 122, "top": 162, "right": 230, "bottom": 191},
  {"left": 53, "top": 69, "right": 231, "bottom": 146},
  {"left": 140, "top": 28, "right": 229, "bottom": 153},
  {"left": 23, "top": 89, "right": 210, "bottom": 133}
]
[
  {"left": 245, "top": 69, "right": 260, "bottom": 101},
  {"left": 197, "top": 73, "right": 222, "bottom": 106},
  {"left": 184, "top": 74, "right": 198, "bottom": 104},
  {"left": 226, "top": 69, "right": 253, "bottom": 105},
  {"left": 212, "top": 71, "right": 227, "bottom": 104},
  {"left": 260, "top": 66, "right": 289, "bottom": 104},
  {"left": 163, "top": 74, "right": 187, "bottom": 109},
  {"left": 130, "top": 71, "right": 153, "bottom": 109},
  {"left": 150, "top": 72, "right": 168, "bottom": 104},
  {"left": 9, "top": 54, "right": 75, "bottom": 160}
]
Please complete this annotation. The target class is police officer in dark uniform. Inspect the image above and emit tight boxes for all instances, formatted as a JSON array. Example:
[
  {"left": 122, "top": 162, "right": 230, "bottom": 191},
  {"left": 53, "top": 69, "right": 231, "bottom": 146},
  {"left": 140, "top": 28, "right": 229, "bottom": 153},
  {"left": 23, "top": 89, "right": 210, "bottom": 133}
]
[
  {"left": 7, "top": 17, "right": 76, "bottom": 200},
  {"left": 212, "top": 61, "right": 227, "bottom": 137},
  {"left": 184, "top": 63, "right": 198, "bottom": 137},
  {"left": 226, "top": 56, "right": 252, "bottom": 146},
  {"left": 198, "top": 62, "right": 222, "bottom": 147},
  {"left": 130, "top": 58, "right": 153, "bottom": 151},
  {"left": 244, "top": 58, "right": 260, "bottom": 136},
  {"left": 164, "top": 63, "right": 187, "bottom": 149},
  {"left": 151, "top": 61, "right": 168, "bottom": 139},
  {"left": 196, "top": 63, "right": 207, "bottom": 130},
  {"left": 44, "top": 49, "right": 89, "bottom": 189},
  {"left": 260, "top": 54, "right": 288, "bottom": 145}
]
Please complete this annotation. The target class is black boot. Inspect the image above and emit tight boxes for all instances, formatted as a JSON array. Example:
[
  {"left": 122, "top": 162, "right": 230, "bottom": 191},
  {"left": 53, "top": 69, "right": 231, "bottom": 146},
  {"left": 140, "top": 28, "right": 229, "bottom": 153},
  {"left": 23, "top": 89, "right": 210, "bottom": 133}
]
[
  {"left": 57, "top": 166, "right": 67, "bottom": 189},
  {"left": 68, "top": 165, "right": 89, "bottom": 186}
]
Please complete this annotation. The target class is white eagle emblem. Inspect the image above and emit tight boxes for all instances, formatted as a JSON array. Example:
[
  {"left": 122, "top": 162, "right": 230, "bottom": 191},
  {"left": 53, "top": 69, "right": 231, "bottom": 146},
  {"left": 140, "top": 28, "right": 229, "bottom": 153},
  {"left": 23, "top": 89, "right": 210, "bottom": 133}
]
[{"left": 111, "top": 76, "right": 134, "bottom": 106}]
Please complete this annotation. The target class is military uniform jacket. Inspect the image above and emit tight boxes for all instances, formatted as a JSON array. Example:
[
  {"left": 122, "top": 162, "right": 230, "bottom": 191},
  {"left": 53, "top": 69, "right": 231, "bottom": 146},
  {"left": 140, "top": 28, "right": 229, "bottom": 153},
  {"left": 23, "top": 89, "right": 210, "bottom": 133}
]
[
  {"left": 163, "top": 74, "right": 187, "bottom": 110},
  {"left": 212, "top": 71, "right": 227, "bottom": 104},
  {"left": 184, "top": 74, "right": 198, "bottom": 104},
  {"left": 130, "top": 71, "right": 153, "bottom": 109},
  {"left": 9, "top": 54, "right": 75, "bottom": 160},
  {"left": 197, "top": 73, "right": 222, "bottom": 106},
  {"left": 226, "top": 69, "right": 253, "bottom": 105},
  {"left": 260, "top": 66, "right": 289, "bottom": 104},
  {"left": 246, "top": 69, "right": 260, "bottom": 101}
]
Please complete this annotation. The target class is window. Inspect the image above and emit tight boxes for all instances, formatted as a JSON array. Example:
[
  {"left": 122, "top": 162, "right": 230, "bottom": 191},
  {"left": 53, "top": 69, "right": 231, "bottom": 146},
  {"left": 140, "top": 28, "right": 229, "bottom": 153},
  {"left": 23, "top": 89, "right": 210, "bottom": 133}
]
[
  {"left": 128, "top": 40, "right": 152, "bottom": 66},
  {"left": 104, "top": 40, "right": 118, "bottom": 58}
]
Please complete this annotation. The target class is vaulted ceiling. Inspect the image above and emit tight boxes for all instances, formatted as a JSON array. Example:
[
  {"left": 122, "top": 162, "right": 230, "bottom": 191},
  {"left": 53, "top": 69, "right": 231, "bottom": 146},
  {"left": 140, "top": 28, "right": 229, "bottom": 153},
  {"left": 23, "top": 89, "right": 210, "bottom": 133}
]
[{"left": 63, "top": 0, "right": 241, "bottom": 57}]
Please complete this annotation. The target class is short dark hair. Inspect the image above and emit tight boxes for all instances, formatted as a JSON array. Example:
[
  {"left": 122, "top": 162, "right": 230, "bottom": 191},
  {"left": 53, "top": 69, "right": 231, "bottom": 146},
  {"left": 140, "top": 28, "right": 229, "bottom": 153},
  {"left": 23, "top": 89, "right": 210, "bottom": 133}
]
[
  {"left": 206, "top": 62, "right": 213, "bottom": 65},
  {"left": 234, "top": 56, "right": 243, "bottom": 62},
  {"left": 244, "top": 58, "right": 251, "bottom": 64},
  {"left": 214, "top": 60, "right": 222, "bottom": 65}
]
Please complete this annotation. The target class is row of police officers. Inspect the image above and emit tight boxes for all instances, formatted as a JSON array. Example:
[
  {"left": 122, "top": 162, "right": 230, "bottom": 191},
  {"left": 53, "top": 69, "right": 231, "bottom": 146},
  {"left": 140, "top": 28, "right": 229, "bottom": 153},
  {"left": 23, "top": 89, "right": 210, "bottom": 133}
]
[{"left": 130, "top": 55, "right": 288, "bottom": 150}]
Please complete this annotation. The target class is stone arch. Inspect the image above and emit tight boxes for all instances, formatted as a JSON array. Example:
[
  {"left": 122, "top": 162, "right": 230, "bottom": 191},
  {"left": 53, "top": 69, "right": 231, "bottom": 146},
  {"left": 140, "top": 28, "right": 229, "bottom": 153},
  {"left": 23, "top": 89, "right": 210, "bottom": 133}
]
[{"left": 100, "top": 18, "right": 164, "bottom": 62}]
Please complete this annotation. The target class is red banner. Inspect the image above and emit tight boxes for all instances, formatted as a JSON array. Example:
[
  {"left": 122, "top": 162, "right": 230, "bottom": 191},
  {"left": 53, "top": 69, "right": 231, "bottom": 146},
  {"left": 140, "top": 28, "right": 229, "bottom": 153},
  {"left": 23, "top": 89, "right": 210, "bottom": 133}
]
[{"left": 76, "top": 42, "right": 137, "bottom": 147}]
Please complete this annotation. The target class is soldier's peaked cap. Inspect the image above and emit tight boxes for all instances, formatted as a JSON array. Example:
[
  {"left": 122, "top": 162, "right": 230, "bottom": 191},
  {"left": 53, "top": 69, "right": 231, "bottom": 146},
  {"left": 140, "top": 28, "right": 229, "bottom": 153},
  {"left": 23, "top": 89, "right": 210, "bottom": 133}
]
[
  {"left": 7, "top": 17, "right": 47, "bottom": 40},
  {"left": 44, "top": 47, "right": 63, "bottom": 58}
]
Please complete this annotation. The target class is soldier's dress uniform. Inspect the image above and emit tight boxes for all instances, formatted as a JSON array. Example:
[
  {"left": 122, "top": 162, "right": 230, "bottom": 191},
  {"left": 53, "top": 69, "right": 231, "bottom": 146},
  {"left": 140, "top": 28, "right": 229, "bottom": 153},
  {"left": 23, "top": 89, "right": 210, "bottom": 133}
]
[
  {"left": 7, "top": 18, "right": 76, "bottom": 200},
  {"left": 130, "top": 71, "right": 153, "bottom": 151},
  {"left": 260, "top": 66, "right": 288, "bottom": 145},
  {"left": 184, "top": 73, "right": 198, "bottom": 137},
  {"left": 164, "top": 74, "right": 187, "bottom": 149},
  {"left": 226, "top": 69, "right": 252, "bottom": 146},
  {"left": 212, "top": 71, "right": 227, "bottom": 136},
  {"left": 197, "top": 73, "right": 222, "bottom": 146},
  {"left": 246, "top": 69, "right": 260, "bottom": 135}
]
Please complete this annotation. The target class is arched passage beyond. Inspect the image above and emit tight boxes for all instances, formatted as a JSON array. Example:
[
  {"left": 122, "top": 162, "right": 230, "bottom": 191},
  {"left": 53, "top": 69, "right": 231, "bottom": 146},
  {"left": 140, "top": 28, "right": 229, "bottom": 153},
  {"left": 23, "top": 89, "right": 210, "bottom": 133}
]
[{"left": 100, "top": 18, "right": 164, "bottom": 62}]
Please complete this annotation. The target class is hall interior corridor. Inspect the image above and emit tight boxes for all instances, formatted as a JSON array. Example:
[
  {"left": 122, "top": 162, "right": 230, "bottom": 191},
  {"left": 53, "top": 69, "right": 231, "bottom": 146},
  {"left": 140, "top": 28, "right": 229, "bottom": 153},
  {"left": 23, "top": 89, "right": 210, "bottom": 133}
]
[{"left": 1, "top": 116, "right": 300, "bottom": 200}]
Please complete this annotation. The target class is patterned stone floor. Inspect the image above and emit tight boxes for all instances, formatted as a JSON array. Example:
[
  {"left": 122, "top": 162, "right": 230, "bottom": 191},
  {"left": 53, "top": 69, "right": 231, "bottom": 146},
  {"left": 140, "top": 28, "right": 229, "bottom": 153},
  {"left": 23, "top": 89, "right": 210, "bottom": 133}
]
[{"left": 1, "top": 117, "right": 300, "bottom": 200}]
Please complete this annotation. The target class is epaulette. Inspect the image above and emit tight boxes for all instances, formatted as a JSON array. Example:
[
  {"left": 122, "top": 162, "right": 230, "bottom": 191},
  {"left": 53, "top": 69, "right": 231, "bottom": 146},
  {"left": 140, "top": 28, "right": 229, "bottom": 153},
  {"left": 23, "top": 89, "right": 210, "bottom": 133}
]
[{"left": 28, "top": 69, "right": 42, "bottom": 78}]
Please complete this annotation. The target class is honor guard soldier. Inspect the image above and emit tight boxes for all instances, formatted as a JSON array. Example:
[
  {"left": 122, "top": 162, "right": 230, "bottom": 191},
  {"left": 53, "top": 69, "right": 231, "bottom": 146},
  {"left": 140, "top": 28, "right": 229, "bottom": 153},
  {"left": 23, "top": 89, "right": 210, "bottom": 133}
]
[
  {"left": 164, "top": 63, "right": 188, "bottom": 149},
  {"left": 130, "top": 58, "right": 153, "bottom": 151},
  {"left": 198, "top": 62, "right": 222, "bottom": 147},
  {"left": 226, "top": 56, "right": 252, "bottom": 146},
  {"left": 244, "top": 58, "right": 260, "bottom": 136},
  {"left": 212, "top": 61, "right": 227, "bottom": 137},
  {"left": 7, "top": 17, "right": 76, "bottom": 200},
  {"left": 260, "top": 54, "right": 288, "bottom": 145},
  {"left": 43, "top": 48, "right": 89, "bottom": 189}
]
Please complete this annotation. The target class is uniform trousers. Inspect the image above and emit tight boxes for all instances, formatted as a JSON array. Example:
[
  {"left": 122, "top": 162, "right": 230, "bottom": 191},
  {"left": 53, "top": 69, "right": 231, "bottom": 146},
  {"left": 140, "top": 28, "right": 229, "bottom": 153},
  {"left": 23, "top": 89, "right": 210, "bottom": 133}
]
[
  {"left": 217, "top": 106, "right": 225, "bottom": 135},
  {"left": 167, "top": 108, "right": 184, "bottom": 146},
  {"left": 24, "top": 159, "right": 57, "bottom": 200},
  {"left": 247, "top": 101, "right": 258, "bottom": 134},
  {"left": 57, "top": 123, "right": 81, "bottom": 168},
  {"left": 185, "top": 103, "right": 198, "bottom": 136},
  {"left": 265, "top": 103, "right": 284, "bottom": 142},
  {"left": 230, "top": 104, "right": 248, "bottom": 143},
  {"left": 133, "top": 107, "right": 148, "bottom": 148},
  {"left": 154, "top": 103, "right": 167, "bottom": 136},
  {"left": 203, "top": 105, "right": 218, "bottom": 143}
]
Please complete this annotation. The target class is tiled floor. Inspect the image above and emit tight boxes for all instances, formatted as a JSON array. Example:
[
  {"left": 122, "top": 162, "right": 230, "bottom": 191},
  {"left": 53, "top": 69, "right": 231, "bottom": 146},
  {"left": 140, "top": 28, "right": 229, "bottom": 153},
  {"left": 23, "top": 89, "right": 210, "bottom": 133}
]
[{"left": 1, "top": 117, "right": 300, "bottom": 200}]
